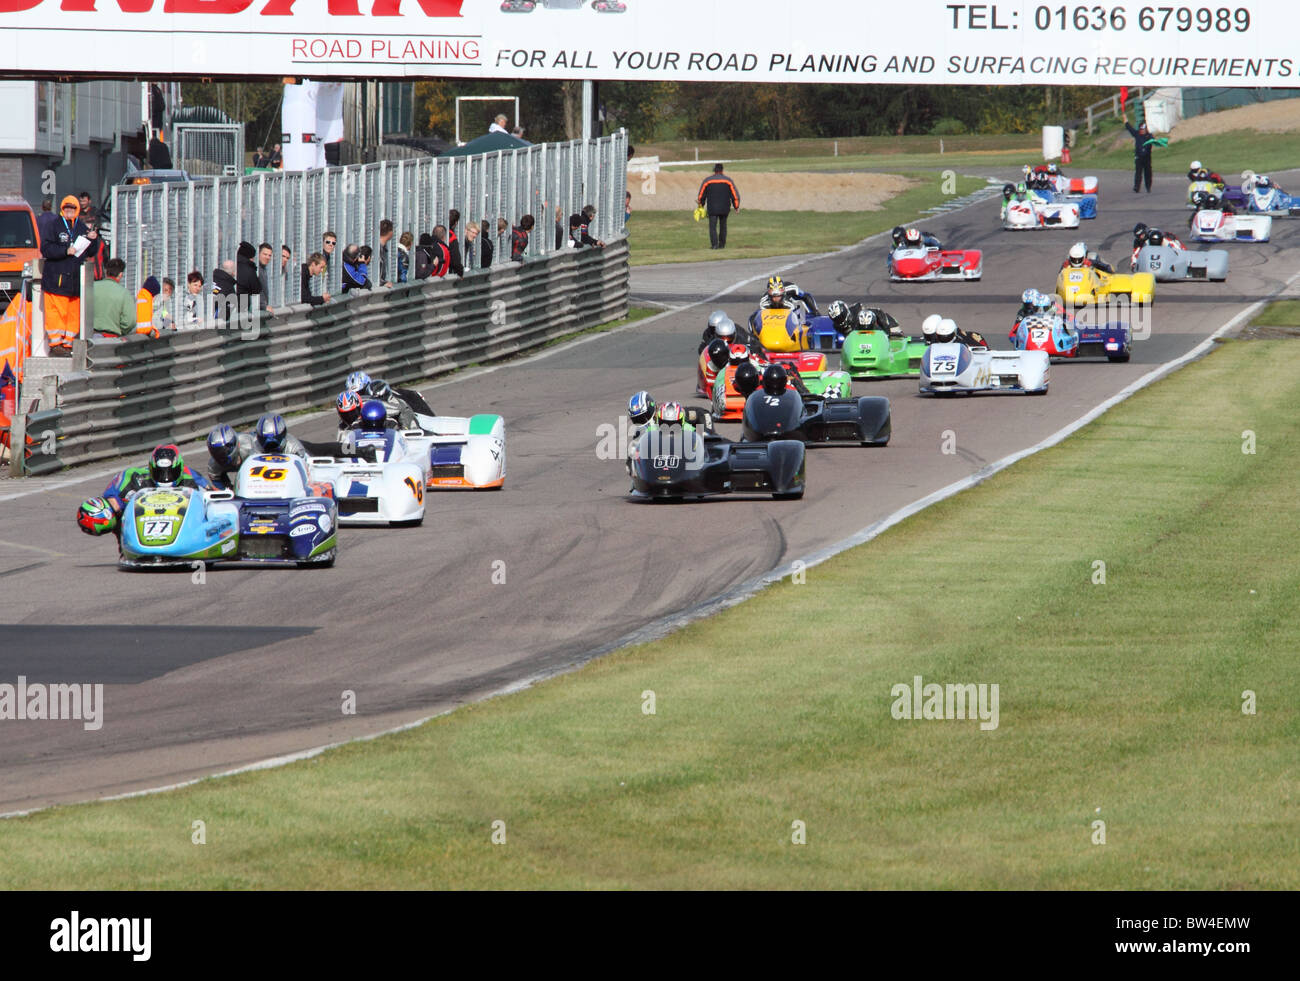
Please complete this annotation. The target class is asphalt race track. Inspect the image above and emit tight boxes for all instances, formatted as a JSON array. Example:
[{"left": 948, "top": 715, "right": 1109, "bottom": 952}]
[{"left": 2, "top": 168, "right": 1297, "bottom": 813}]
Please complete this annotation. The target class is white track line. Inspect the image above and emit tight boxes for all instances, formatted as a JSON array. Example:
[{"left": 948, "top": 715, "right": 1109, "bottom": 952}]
[{"left": 6, "top": 189, "right": 1291, "bottom": 820}]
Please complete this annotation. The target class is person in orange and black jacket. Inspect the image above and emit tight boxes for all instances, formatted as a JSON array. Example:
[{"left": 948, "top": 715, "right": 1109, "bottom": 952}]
[
  {"left": 696, "top": 163, "right": 740, "bottom": 250},
  {"left": 37, "top": 194, "right": 98, "bottom": 353}
]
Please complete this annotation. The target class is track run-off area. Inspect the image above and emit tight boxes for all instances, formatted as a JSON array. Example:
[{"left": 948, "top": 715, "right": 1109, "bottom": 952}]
[{"left": 1, "top": 168, "right": 1297, "bottom": 814}]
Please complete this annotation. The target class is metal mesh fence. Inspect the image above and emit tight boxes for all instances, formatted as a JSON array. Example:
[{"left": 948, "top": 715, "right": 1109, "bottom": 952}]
[{"left": 111, "top": 131, "right": 628, "bottom": 312}]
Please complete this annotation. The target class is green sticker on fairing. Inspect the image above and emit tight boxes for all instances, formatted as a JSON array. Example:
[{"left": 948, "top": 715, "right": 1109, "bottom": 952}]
[{"left": 468, "top": 414, "right": 501, "bottom": 436}]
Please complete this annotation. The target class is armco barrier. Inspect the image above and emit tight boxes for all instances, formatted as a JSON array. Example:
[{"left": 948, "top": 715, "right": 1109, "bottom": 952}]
[{"left": 52, "top": 242, "right": 628, "bottom": 469}]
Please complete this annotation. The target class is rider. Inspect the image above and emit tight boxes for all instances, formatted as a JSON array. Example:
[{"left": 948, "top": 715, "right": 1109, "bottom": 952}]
[
  {"left": 1000, "top": 182, "right": 1033, "bottom": 219},
  {"left": 1063, "top": 241, "right": 1114, "bottom": 275},
  {"left": 920, "top": 313, "right": 943, "bottom": 344},
  {"left": 932, "top": 318, "right": 988, "bottom": 349},
  {"left": 1187, "top": 160, "right": 1224, "bottom": 184},
  {"left": 899, "top": 226, "right": 941, "bottom": 251},
  {"left": 854, "top": 306, "right": 904, "bottom": 338},
  {"left": 205, "top": 423, "right": 254, "bottom": 490},
  {"left": 253, "top": 413, "right": 309, "bottom": 458},
  {"left": 336, "top": 390, "right": 363, "bottom": 431},
  {"left": 79, "top": 444, "right": 212, "bottom": 535},
  {"left": 699, "top": 309, "right": 737, "bottom": 351},
  {"left": 759, "top": 274, "right": 819, "bottom": 315},
  {"left": 1014, "top": 288, "right": 1045, "bottom": 325}
]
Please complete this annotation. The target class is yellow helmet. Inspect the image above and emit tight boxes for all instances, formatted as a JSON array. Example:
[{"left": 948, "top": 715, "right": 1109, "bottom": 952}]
[{"left": 767, "top": 275, "right": 784, "bottom": 296}]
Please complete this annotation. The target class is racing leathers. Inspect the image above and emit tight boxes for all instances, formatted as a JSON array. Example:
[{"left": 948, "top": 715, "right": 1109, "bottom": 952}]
[
  {"left": 699, "top": 321, "right": 760, "bottom": 353},
  {"left": 101, "top": 464, "right": 212, "bottom": 535}
]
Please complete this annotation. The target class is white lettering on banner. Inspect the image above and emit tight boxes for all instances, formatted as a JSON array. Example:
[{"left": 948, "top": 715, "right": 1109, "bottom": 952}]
[{"left": 0, "top": 0, "right": 1294, "bottom": 84}]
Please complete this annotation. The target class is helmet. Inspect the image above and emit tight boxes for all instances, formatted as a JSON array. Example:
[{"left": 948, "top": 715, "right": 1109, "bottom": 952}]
[
  {"left": 1191, "top": 190, "right": 1207, "bottom": 207},
  {"left": 934, "top": 319, "right": 957, "bottom": 344},
  {"left": 733, "top": 360, "right": 760, "bottom": 397},
  {"left": 891, "top": 224, "right": 905, "bottom": 241},
  {"left": 1002, "top": 183, "right": 1015, "bottom": 201},
  {"left": 761, "top": 364, "right": 788, "bottom": 396},
  {"left": 1022, "top": 164, "right": 1032, "bottom": 176},
  {"left": 1133, "top": 222, "right": 1148, "bottom": 238},
  {"left": 1206, "top": 194, "right": 1221, "bottom": 210},
  {"left": 76, "top": 497, "right": 116, "bottom": 536},
  {"left": 656, "top": 400, "right": 684, "bottom": 424},
  {"left": 921, "top": 313, "right": 942, "bottom": 342},
  {"left": 728, "top": 343, "right": 751, "bottom": 364},
  {"left": 254, "top": 414, "right": 288, "bottom": 452},
  {"left": 1190, "top": 160, "right": 1202, "bottom": 171},
  {"left": 1016, "top": 181, "right": 1027, "bottom": 194},
  {"left": 336, "top": 391, "right": 363, "bottom": 427},
  {"left": 1047, "top": 163, "right": 1058, "bottom": 175},
  {"left": 1257, "top": 175, "right": 1272, "bottom": 188},
  {"left": 857, "top": 308, "right": 876, "bottom": 329},
  {"left": 1033, "top": 292, "right": 1054, "bottom": 312},
  {"left": 828, "top": 300, "right": 848, "bottom": 326},
  {"left": 359, "top": 400, "right": 388, "bottom": 431},
  {"left": 707, "top": 309, "right": 730, "bottom": 331},
  {"left": 904, "top": 228, "right": 921, "bottom": 246},
  {"left": 345, "top": 370, "right": 372, "bottom": 393},
  {"left": 149, "top": 443, "right": 184, "bottom": 485},
  {"left": 1147, "top": 229, "right": 1164, "bottom": 246},
  {"left": 715, "top": 318, "right": 736, "bottom": 340},
  {"left": 706, "top": 338, "right": 731, "bottom": 369},
  {"left": 1067, "top": 242, "right": 1087, "bottom": 266},
  {"left": 766, "top": 275, "right": 785, "bottom": 298},
  {"left": 206, "top": 424, "right": 242, "bottom": 469},
  {"left": 364, "top": 379, "right": 393, "bottom": 403},
  {"left": 1021, "top": 287, "right": 1038, "bottom": 305},
  {"left": 628, "top": 390, "right": 656, "bottom": 426}
]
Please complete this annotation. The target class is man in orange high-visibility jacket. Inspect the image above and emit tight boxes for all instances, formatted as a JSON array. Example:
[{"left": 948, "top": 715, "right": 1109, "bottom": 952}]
[
  {"left": 696, "top": 163, "right": 741, "bottom": 251},
  {"left": 36, "top": 194, "right": 97, "bottom": 354},
  {"left": 135, "top": 276, "right": 161, "bottom": 337}
]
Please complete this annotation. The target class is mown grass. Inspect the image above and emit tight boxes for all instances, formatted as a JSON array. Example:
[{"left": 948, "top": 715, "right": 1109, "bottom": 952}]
[
  {"left": 1, "top": 339, "right": 1297, "bottom": 889},
  {"left": 1249, "top": 299, "right": 1300, "bottom": 327},
  {"left": 638, "top": 135, "right": 1041, "bottom": 163},
  {"left": 627, "top": 174, "right": 988, "bottom": 266},
  {"left": 1077, "top": 125, "right": 1300, "bottom": 176}
]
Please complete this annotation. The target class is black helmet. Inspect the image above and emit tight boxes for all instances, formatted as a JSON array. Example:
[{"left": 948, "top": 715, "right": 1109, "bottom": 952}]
[
  {"left": 1133, "top": 222, "right": 1148, "bottom": 238},
  {"left": 891, "top": 224, "right": 905, "bottom": 241},
  {"left": 149, "top": 444, "right": 183, "bottom": 485},
  {"left": 1002, "top": 182, "right": 1015, "bottom": 200},
  {"left": 733, "top": 360, "right": 760, "bottom": 397},
  {"left": 761, "top": 364, "right": 788, "bottom": 396},
  {"left": 707, "top": 338, "right": 730, "bottom": 369},
  {"left": 1206, "top": 194, "right": 1221, "bottom": 210},
  {"left": 1147, "top": 229, "right": 1164, "bottom": 246}
]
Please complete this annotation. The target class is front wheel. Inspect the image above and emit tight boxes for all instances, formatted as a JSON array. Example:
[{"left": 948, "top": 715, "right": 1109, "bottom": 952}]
[{"left": 1108, "top": 353, "right": 1131, "bottom": 363}]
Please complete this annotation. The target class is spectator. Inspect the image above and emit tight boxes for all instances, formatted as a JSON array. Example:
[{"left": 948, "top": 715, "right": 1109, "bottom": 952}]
[
  {"left": 489, "top": 113, "right": 509, "bottom": 135},
  {"left": 77, "top": 191, "right": 96, "bottom": 223},
  {"left": 414, "top": 232, "right": 436, "bottom": 280},
  {"left": 235, "top": 241, "right": 263, "bottom": 309},
  {"left": 155, "top": 277, "right": 176, "bottom": 332},
  {"left": 257, "top": 242, "right": 274, "bottom": 312},
  {"left": 270, "top": 143, "right": 283, "bottom": 168},
  {"left": 396, "top": 230, "right": 413, "bottom": 283},
  {"left": 135, "top": 276, "right": 161, "bottom": 337},
  {"left": 321, "top": 231, "right": 337, "bottom": 269},
  {"left": 511, "top": 214, "right": 534, "bottom": 262},
  {"left": 495, "top": 217, "right": 509, "bottom": 264},
  {"left": 510, "top": 125, "right": 530, "bottom": 145},
  {"left": 301, "top": 252, "right": 330, "bottom": 305},
  {"left": 569, "top": 213, "right": 600, "bottom": 249},
  {"left": 40, "top": 198, "right": 52, "bottom": 213},
  {"left": 464, "top": 222, "right": 479, "bottom": 270},
  {"left": 430, "top": 225, "right": 451, "bottom": 278},
  {"left": 280, "top": 244, "right": 292, "bottom": 296},
  {"left": 341, "top": 244, "right": 372, "bottom": 292},
  {"left": 183, "top": 271, "right": 204, "bottom": 326},
  {"left": 378, "top": 219, "right": 394, "bottom": 285},
  {"left": 91, "top": 257, "right": 135, "bottom": 337},
  {"left": 211, "top": 259, "right": 237, "bottom": 322},
  {"left": 82, "top": 216, "right": 108, "bottom": 281},
  {"left": 554, "top": 206, "right": 565, "bottom": 250},
  {"left": 447, "top": 210, "right": 464, "bottom": 277},
  {"left": 697, "top": 163, "right": 741, "bottom": 250},
  {"left": 147, "top": 131, "right": 173, "bottom": 169},
  {"left": 479, "top": 220, "right": 495, "bottom": 268},
  {"left": 37, "top": 194, "right": 97, "bottom": 354},
  {"left": 580, "top": 204, "right": 605, "bottom": 247},
  {"left": 1123, "top": 112, "right": 1160, "bottom": 194},
  {"left": 625, "top": 190, "right": 631, "bottom": 227},
  {"left": 252, "top": 146, "right": 267, "bottom": 168}
]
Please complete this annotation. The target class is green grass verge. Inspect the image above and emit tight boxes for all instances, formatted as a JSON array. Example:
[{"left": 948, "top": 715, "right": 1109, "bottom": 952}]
[
  {"left": 1077, "top": 125, "right": 1300, "bottom": 176},
  {"left": 639, "top": 135, "right": 1040, "bottom": 163},
  {"left": 628, "top": 173, "right": 988, "bottom": 266},
  {"left": 1249, "top": 299, "right": 1300, "bottom": 327},
  {"left": 3, "top": 339, "right": 1297, "bottom": 889}
]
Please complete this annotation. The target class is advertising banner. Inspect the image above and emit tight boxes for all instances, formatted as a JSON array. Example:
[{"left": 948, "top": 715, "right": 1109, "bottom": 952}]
[{"left": 0, "top": 0, "right": 1295, "bottom": 85}]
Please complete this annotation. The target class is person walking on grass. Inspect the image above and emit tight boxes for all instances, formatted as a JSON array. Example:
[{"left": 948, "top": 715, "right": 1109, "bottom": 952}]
[{"left": 697, "top": 163, "right": 740, "bottom": 250}]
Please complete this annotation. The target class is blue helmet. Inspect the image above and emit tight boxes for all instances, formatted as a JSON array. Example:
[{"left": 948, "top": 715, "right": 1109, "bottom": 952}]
[
  {"left": 628, "top": 390, "right": 655, "bottom": 426},
  {"left": 207, "top": 423, "right": 242, "bottom": 468},
  {"left": 254, "top": 414, "right": 288, "bottom": 452},
  {"left": 1021, "top": 288, "right": 1038, "bottom": 305},
  {"left": 345, "top": 370, "right": 372, "bottom": 393},
  {"left": 359, "top": 400, "right": 388, "bottom": 431}
]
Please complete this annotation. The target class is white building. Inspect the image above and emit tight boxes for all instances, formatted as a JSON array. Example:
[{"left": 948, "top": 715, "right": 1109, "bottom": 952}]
[{"left": 0, "top": 80, "right": 144, "bottom": 213}]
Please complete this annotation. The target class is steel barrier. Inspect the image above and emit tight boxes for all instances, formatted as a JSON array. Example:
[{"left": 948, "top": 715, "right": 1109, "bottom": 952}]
[{"left": 49, "top": 241, "right": 629, "bottom": 470}]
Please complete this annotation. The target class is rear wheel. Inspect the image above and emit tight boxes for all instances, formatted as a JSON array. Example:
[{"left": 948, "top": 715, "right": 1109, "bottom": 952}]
[{"left": 1108, "top": 353, "right": 1131, "bottom": 363}]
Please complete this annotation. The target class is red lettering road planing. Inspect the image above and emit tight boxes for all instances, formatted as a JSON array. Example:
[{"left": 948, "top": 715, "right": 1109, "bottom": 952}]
[{"left": 0, "top": 0, "right": 465, "bottom": 14}]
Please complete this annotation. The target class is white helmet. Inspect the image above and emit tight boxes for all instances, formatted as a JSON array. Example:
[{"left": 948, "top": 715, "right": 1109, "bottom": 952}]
[
  {"left": 707, "top": 309, "right": 730, "bottom": 330},
  {"left": 921, "top": 313, "right": 942, "bottom": 341},
  {"left": 934, "top": 319, "right": 957, "bottom": 344},
  {"left": 1021, "top": 287, "right": 1038, "bottom": 305},
  {"left": 1067, "top": 242, "right": 1087, "bottom": 266},
  {"left": 1190, "top": 160, "right": 1202, "bottom": 171}
]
